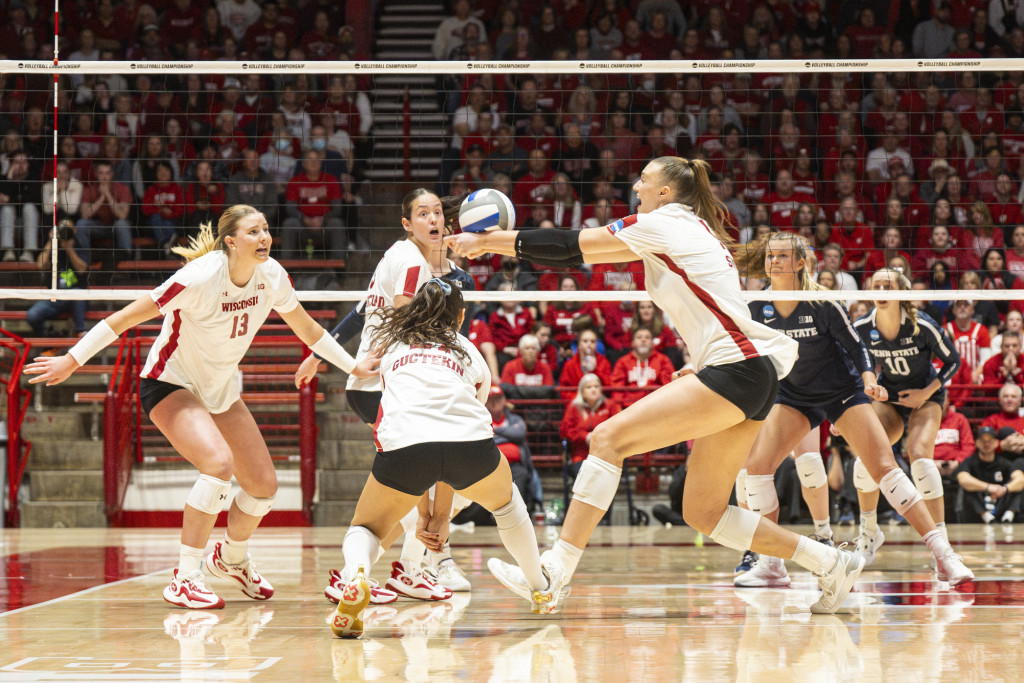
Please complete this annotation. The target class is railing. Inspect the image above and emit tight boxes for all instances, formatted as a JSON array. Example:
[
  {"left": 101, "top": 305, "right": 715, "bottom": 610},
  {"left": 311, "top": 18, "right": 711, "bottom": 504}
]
[
  {"left": 299, "top": 377, "right": 319, "bottom": 525},
  {"left": 104, "top": 332, "right": 141, "bottom": 526},
  {"left": 0, "top": 329, "right": 32, "bottom": 528},
  {"left": 402, "top": 85, "right": 412, "bottom": 183}
]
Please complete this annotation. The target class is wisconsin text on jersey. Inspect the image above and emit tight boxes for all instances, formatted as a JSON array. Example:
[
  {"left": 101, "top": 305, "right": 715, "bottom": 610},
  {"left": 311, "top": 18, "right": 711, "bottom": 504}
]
[
  {"left": 391, "top": 344, "right": 465, "bottom": 375},
  {"left": 222, "top": 296, "right": 260, "bottom": 312}
]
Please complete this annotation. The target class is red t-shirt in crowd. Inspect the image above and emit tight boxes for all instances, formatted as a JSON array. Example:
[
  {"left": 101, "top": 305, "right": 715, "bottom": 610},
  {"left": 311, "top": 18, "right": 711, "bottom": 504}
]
[
  {"left": 560, "top": 399, "right": 621, "bottom": 463},
  {"left": 285, "top": 172, "right": 342, "bottom": 218},
  {"left": 142, "top": 182, "right": 185, "bottom": 219},
  {"left": 610, "top": 351, "right": 673, "bottom": 407},
  {"left": 500, "top": 357, "right": 554, "bottom": 387},
  {"left": 934, "top": 408, "right": 974, "bottom": 463},
  {"left": 489, "top": 306, "right": 535, "bottom": 352}
]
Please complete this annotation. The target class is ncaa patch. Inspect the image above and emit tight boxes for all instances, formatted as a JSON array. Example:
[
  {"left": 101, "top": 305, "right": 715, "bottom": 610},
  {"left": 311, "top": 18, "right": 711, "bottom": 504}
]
[
  {"left": 870, "top": 329, "right": 880, "bottom": 341},
  {"left": 762, "top": 304, "right": 775, "bottom": 318},
  {"left": 608, "top": 219, "right": 626, "bottom": 233}
]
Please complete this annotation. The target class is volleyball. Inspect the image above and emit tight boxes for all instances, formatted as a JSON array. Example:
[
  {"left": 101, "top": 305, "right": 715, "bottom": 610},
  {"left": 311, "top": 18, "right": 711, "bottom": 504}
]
[{"left": 458, "top": 189, "right": 516, "bottom": 233}]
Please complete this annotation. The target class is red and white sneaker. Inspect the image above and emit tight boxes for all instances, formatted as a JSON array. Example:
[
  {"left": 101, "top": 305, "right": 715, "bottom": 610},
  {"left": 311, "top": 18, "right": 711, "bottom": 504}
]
[
  {"left": 331, "top": 566, "right": 372, "bottom": 639},
  {"left": 206, "top": 542, "right": 274, "bottom": 600},
  {"left": 384, "top": 561, "right": 452, "bottom": 601},
  {"left": 326, "top": 569, "right": 398, "bottom": 605},
  {"left": 163, "top": 569, "right": 225, "bottom": 610}
]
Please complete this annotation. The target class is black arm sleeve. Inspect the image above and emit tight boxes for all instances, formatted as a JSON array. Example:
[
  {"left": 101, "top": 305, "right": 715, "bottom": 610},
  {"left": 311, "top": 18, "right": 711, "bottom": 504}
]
[
  {"left": 922, "top": 317, "right": 962, "bottom": 385},
  {"left": 825, "top": 301, "right": 874, "bottom": 376},
  {"left": 514, "top": 228, "right": 585, "bottom": 268}
]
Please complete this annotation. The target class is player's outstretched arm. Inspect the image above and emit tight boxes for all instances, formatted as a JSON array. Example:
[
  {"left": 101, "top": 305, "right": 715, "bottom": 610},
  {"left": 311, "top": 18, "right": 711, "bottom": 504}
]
[
  {"left": 25, "top": 294, "right": 161, "bottom": 386},
  {"left": 279, "top": 303, "right": 380, "bottom": 379},
  {"left": 445, "top": 225, "right": 638, "bottom": 265}
]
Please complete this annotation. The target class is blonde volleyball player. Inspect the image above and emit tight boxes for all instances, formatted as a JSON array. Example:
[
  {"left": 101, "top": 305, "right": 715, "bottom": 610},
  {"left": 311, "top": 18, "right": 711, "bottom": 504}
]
[
  {"left": 330, "top": 279, "right": 551, "bottom": 638},
  {"left": 851, "top": 269, "right": 969, "bottom": 578},
  {"left": 25, "top": 205, "right": 379, "bottom": 609},
  {"left": 448, "top": 157, "right": 863, "bottom": 615},
  {"left": 732, "top": 233, "right": 972, "bottom": 588},
  {"left": 294, "top": 189, "right": 469, "bottom": 602}
]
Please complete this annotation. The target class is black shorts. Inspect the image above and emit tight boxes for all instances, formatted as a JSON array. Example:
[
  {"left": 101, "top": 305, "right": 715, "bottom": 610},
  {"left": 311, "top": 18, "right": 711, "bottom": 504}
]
[
  {"left": 371, "top": 438, "right": 502, "bottom": 496},
  {"left": 139, "top": 377, "right": 188, "bottom": 416},
  {"left": 777, "top": 387, "right": 871, "bottom": 429},
  {"left": 695, "top": 355, "right": 778, "bottom": 421},
  {"left": 346, "top": 390, "right": 383, "bottom": 424},
  {"left": 890, "top": 389, "right": 946, "bottom": 427}
]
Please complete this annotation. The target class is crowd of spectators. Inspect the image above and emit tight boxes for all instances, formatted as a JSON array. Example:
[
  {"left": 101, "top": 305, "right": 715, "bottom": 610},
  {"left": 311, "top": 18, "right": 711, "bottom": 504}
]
[{"left": 7, "top": 1, "right": 1024, "bottom": 520}]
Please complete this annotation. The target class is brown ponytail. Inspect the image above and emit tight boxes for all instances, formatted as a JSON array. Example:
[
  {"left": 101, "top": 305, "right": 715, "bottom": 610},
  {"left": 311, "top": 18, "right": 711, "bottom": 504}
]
[{"left": 654, "top": 156, "right": 735, "bottom": 248}]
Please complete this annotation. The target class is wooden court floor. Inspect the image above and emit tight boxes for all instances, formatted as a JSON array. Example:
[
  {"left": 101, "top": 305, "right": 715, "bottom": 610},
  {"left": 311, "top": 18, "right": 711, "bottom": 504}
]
[{"left": 1, "top": 524, "right": 1023, "bottom": 681}]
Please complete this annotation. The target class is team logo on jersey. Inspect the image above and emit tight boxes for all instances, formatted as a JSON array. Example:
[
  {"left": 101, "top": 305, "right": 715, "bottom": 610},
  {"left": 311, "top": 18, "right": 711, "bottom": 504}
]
[
  {"left": 762, "top": 304, "right": 775, "bottom": 318},
  {"left": 608, "top": 219, "right": 626, "bottom": 233},
  {"left": 870, "top": 330, "right": 880, "bottom": 341},
  {"left": 902, "top": 337, "right": 914, "bottom": 345},
  {"left": 799, "top": 315, "right": 812, "bottom": 323}
]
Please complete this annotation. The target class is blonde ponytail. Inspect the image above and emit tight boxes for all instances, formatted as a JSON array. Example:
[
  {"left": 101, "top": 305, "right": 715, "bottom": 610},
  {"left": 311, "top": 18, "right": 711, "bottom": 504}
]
[{"left": 171, "top": 204, "right": 262, "bottom": 263}]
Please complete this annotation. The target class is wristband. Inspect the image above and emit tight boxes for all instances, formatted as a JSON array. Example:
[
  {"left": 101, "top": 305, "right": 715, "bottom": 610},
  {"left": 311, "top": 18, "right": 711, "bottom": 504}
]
[
  {"left": 309, "top": 328, "right": 356, "bottom": 374},
  {"left": 67, "top": 320, "right": 118, "bottom": 366}
]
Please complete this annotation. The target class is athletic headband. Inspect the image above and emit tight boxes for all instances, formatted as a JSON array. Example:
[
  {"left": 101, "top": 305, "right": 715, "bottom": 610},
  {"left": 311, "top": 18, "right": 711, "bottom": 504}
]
[{"left": 427, "top": 277, "right": 452, "bottom": 295}]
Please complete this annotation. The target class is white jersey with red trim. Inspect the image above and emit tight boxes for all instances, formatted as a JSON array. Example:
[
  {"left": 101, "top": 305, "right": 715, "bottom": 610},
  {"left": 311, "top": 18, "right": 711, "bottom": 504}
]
[
  {"left": 374, "top": 334, "right": 492, "bottom": 451},
  {"left": 347, "top": 239, "right": 440, "bottom": 392},
  {"left": 608, "top": 204, "right": 797, "bottom": 376},
  {"left": 141, "top": 251, "right": 299, "bottom": 413}
]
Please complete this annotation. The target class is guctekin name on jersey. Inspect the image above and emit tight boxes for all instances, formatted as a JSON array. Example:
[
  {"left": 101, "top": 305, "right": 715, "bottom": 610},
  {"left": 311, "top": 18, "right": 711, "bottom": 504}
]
[
  {"left": 222, "top": 296, "right": 259, "bottom": 312},
  {"left": 392, "top": 348, "right": 465, "bottom": 376}
]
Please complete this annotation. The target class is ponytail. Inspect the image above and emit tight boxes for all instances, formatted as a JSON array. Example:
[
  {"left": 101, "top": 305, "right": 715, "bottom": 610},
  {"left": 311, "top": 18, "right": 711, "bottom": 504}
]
[
  {"left": 654, "top": 156, "right": 735, "bottom": 248},
  {"left": 172, "top": 204, "right": 261, "bottom": 262}
]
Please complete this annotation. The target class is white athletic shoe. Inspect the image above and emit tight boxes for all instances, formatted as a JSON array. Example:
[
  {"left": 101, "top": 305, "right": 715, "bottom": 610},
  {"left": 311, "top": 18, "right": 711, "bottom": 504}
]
[
  {"left": 734, "top": 555, "right": 792, "bottom": 588},
  {"left": 331, "top": 566, "right": 372, "bottom": 639},
  {"left": 810, "top": 545, "right": 864, "bottom": 614},
  {"left": 434, "top": 559, "right": 472, "bottom": 592},
  {"left": 853, "top": 527, "right": 885, "bottom": 567},
  {"left": 385, "top": 561, "right": 452, "bottom": 601},
  {"left": 934, "top": 551, "right": 974, "bottom": 586},
  {"left": 534, "top": 550, "right": 572, "bottom": 615},
  {"left": 205, "top": 542, "right": 274, "bottom": 600},
  {"left": 326, "top": 569, "right": 398, "bottom": 605},
  {"left": 487, "top": 557, "right": 533, "bottom": 603},
  {"left": 163, "top": 569, "right": 225, "bottom": 610}
]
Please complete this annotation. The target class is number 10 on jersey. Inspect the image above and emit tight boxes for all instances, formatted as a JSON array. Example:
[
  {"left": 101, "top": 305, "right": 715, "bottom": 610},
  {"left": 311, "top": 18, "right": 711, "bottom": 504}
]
[
  {"left": 230, "top": 313, "right": 249, "bottom": 339},
  {"left": 883, "top": 356, "right": 910, "bottom": 376}
]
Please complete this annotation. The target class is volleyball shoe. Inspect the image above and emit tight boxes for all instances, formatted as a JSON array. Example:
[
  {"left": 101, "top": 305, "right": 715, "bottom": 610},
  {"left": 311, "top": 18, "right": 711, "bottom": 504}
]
[
  {"left": 934, "top": 551, "right": 974, "bottom": 586},
  {"left": 163, "top": 569, "right": 225, "bottom": 610},
  {"left": 810, "top": 545, "right": 864, "bottom": 614},
  {"left": 487, "top": 552, "right": 571, "bottom": 614},
  {"left": 734, "top": 550, "right": 759, "bottom": 574},
  {"left": 433, "top": 558, "right": 472, "bottom": 592},
  {"left": 853, "top": 527, "right": 885, "bottom": 567},
  {"left": 331, "top": 566, "right": 372, "bottom": 639},
  {"left": 206, "top": 542, "right": 274, "bottom": 600},
  {"left": 734, "top": 555, "right": 792, "bottom": 588},
  {"left": 326, "top": 569, "right": 398, "bottom": 605},
  {"left": 384, "top": 561, "right": 452, "bottom": 600}
]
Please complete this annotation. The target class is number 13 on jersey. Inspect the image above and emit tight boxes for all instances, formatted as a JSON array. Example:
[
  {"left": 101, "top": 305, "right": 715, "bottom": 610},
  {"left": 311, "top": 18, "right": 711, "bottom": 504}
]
[{"left": 230, "top": 313, "right": 249, "bottom": 339}]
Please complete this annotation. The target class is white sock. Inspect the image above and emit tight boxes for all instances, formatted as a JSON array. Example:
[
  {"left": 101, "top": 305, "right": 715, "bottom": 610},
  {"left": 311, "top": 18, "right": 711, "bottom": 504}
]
[
  {"left": 375, "top": 545, "right": 386, "bottom": 563},
  {"left": 497, "top": 522, "right": 547, "bottom": 591},
  {"left": 178, "top": 544, "right": 205, "bottom": 575},
  {"left": 342, "top": 526, "right": 381, "bottom": 582},
  {"left": 220, "top": 534, "right": 248, "bottom": 564},
  {"left": 399, "top": 533, "right": 428, "bottom": 568},
  {"left": 790, "top": 536, "right": 837, "bottom": 574},
  {"left": 427, "top": 542, "right": 453, "bottom": 568},
  {"left": 935, "top": 521, "right": 948, "bottom": 542},
  {"left": 861, "top": 509, "right": 878, "bottom": 533},
  {"left": 923, "top": 529, "right": 952, "bottom": 558},
  {"left": 552, "top": 539, "right": 584, "bottom": 583},
  {"left": 812, "top": 518, "right": 832, "bottom": 539}
]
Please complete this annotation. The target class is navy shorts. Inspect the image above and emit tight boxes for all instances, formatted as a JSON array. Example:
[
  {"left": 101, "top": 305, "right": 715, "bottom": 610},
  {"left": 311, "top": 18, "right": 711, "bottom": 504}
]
[
  {"left": 777, "top": 387, "right": 872, "bottom": 429},
  {"left": 889, "top": 389, "right": 946, "bottom": 427},
  {"left": 695, "top": 355, "right": 779, "bottom": 421},
  {"left": 372, "top": 438, "right": 503, "bottom": 496},
  {"left": 139, "top": 377, "right": 188, "bottom": 416}
]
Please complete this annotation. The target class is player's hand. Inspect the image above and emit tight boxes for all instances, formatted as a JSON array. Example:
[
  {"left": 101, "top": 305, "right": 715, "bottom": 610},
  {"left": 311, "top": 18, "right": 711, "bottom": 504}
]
[
  {"left": 864, "top": 383, "right": 888, "bottom": 401},
  {"left": 24, "top": 354, "right": 80, "bottom": 386},
  {"left": 896, "top": 388, "right": 930, "bottom": 409},
  {"left": 829, "top": 423, "right": 842, "bottom": 437},
  {"left": 351, "top": 348, "right": 382, "bottom": 379},
  {"left": 293, "top": 353, "right": 321, "bottom": 389},
  {"left": 444, "top": 232, "right": 489, "bottom": 259}
]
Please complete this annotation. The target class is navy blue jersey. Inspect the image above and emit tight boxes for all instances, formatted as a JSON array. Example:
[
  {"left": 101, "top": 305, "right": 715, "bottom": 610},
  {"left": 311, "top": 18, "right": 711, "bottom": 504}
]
[
  {"left": 748, "top": 299, "right": 873, "bottom": 403},
  {"left": 854, "top": 309, "right": 960, "bottom": 394}
]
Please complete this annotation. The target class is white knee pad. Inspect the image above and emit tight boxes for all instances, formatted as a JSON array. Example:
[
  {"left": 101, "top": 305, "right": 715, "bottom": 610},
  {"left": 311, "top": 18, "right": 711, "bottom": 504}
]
[
  {"left": 572, "top": 457, "right": 622, "bottom": 511},
  {"left": 493, "top": 486, "right": 530, "bottom": 531},
  {"left": 744, "top": 474, "right": 779, "bottom": 516},
  {"left": 735, "top": 469, "right": 748, "bottom": 507},
  {"left": 911, "top": 459, "right": 944, "bottom": 500},
  {"left": 185, "top": 474, "right": 232, "bottom": 515},
  {"left": 708, "top": 505, "right": 762, "bottom": 552},
  {"left": 853, "top": 457, "right": 879, "bottom": 493},
  {"left": 233, "top": 489, "right": 275, "bottom": 517},
  {"left": 795, "top": 452, "right": 828, "bottom": 490},
  {"left": 879, "top": 468, "right": 923, "bottom": 515}
]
